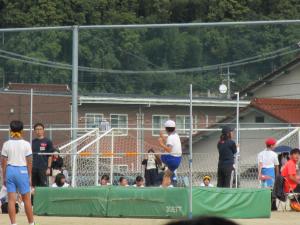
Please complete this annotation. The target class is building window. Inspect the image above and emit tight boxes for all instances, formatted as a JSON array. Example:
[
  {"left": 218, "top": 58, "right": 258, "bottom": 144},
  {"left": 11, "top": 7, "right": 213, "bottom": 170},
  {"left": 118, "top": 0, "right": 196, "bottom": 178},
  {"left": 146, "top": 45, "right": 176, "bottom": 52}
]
[
  {"left": 152, "top": 115, "right": 169, "bottom": 136},
  {"left": 85, "top": 113, "right": 103, "bottom": 128},
  {"left": 255, "top": 116, "right": 265, "bottom": 123},
  {"left": 176, "top": 115, "right": 191, "bottom": 135},
  {"left": 110, "top": 114, "right": 128, "bottom": 135}
]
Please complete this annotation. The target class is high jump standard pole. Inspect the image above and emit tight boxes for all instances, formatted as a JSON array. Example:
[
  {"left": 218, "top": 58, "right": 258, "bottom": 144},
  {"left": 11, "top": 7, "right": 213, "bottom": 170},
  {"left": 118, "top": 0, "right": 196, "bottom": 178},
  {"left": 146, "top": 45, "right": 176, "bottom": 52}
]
[
  {"left": 188, "top": 84, "right": 193, "bottom": 218},
  {"left": 235, "top": 92, "right": 240, "bottom": 188},
  {"left": 30, "top": 88, "right": 33, "bottom": 143}
]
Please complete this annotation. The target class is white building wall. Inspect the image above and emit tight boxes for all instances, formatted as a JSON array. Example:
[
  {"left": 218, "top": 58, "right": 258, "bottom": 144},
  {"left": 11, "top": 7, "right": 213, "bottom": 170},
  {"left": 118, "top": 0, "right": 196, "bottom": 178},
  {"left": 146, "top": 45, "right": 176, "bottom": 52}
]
[
  {"left": 192, "top": 109, "right": 293, "bottom": 174},
  {"left": 254, "top": 63, "right": 300, "bottom": 99}
]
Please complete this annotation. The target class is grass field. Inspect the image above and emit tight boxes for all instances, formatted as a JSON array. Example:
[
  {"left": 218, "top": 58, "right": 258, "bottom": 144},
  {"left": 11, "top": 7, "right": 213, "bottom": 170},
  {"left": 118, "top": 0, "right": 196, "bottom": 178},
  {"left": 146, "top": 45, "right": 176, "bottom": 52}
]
[{"left": 0, "top": 212, "right": 298, "bottom": 225}]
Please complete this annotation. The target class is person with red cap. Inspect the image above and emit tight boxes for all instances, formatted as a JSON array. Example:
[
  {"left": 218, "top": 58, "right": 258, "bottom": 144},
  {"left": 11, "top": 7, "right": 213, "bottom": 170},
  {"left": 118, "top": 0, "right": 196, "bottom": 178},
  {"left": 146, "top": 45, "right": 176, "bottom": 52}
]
[{"left": 258, "top": 138, "right": 279, "bottom": 188}]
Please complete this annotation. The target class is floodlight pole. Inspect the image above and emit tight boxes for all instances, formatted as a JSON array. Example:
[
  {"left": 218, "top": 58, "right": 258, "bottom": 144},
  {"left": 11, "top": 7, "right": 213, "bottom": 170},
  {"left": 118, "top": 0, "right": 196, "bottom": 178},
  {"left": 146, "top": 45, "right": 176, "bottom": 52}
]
[
  {"left": 235, "top": 92, "right": 240, "bottom": 188},
  {"left": 71, "top": 25, "right": 79, "bottom": 187},
  {"left": 188, "top": 84, "right": 193, "bottom": 219},
  {"left": 72, "top": 25, "right": 79, "bottom": 141}
]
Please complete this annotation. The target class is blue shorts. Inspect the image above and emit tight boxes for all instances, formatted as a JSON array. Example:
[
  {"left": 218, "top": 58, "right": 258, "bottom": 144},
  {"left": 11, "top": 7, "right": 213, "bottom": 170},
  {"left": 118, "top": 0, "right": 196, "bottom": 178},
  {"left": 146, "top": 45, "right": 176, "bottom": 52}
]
[
  {"left": 6, "top": 165, "right": 30, "bottom": 195},
  {"left": 161, "top": 155, "right": 181, "bottom": 172},
  {"left": 261, "top": 167, "right": 275, "bottom": 188}
]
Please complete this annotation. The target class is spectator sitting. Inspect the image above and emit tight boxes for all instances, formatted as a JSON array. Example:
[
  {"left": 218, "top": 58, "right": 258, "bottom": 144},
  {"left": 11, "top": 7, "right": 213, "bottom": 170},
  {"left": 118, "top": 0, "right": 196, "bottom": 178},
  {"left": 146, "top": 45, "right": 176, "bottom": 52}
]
[
  {"left": 133, "top": 176, "right": 145, "bottom": 187},
  {"left": 52, "top": 173, "right": 70, "bottom": 188},
  {"left": 160, "top": 184, "right": 174, "bottom": 188},
  {"left": 99, "top": 174, "right": 111, "bottom": 186},
  {"left": 50, "top": 149, "right": 64, "bottom": 185},
  {"left": 119, "top": 177, "right": 129, "bottom": 187},
  {"left": 281, "top": 148, "right": 300, "bottom": 211},
  {"left": 200, "top": 176, "right": 214, "bottom": 187}
]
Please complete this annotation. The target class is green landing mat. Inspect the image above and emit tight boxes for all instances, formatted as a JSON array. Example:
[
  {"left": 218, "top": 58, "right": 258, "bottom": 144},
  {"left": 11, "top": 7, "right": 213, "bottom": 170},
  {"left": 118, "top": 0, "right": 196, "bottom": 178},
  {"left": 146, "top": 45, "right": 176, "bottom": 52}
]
[{"left": 34, "top": 186, "right": 271, "bottom": 218}]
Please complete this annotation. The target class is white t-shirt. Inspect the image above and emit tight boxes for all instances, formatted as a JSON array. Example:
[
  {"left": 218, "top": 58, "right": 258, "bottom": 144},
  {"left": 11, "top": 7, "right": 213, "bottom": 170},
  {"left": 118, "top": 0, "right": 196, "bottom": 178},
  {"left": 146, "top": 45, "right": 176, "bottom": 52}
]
[
  {"left": 146, "top": 155, "right": 157, "bottom": 170},
  {"left": 257, "top": 149, "right": 279, "bottom": 168},
  {"left": 200, "top": 183, "right": 214, "bottom": 187},
  {"left": 166, "top": 132, "right": 182, "bottom": 157},
  {"left": 1, "top": 139, "right": 32, "bottom": 166},
  {"left": 52, "top": 183, "right": 70, "bottom": 188},
  {"left": 133, "top": 184, "right": 145, "bottom": 187}
]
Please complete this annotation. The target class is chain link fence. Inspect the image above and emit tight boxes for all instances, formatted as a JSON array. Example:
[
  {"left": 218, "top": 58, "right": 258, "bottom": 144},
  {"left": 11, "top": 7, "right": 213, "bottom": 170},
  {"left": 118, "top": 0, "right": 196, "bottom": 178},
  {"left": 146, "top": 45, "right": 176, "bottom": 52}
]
[{"left": 65, "top": 126, "right": 300, "bottom": 188}]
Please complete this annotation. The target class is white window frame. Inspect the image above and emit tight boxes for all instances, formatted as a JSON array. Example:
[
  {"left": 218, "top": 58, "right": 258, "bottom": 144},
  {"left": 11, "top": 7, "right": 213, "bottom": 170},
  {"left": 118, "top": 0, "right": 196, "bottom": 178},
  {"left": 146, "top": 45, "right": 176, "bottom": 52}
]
[
  {"left": 176, "top": 115, "right": 198, "bottom": 136},
  {"left": 152, "top": 115, "right": 170, "bottom": 136},
  {"left": 85, "top": 113, "right": 104, "bottom": 129},
  {"left": 110, "top": 113, "right": 128, "bottom": 136}
]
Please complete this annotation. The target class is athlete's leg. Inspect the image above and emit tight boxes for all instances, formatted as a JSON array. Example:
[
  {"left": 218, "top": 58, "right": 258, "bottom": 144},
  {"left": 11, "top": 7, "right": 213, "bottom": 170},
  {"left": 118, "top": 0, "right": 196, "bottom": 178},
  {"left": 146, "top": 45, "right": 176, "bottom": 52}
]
[
  {"left": 8, "top": 192, "right": 17, "bottom": 224},
  {"left": 15, "top": 166, "right": 34, "bottom": 224},
  {"left": 22, "top": 192, "right": 34, "bottom": 224},
  {"left": 6, "top": 166, "right": 17, "bottom": 224},
  {"left": 162, "top": 169, "right": 173, "bottom": 187}
]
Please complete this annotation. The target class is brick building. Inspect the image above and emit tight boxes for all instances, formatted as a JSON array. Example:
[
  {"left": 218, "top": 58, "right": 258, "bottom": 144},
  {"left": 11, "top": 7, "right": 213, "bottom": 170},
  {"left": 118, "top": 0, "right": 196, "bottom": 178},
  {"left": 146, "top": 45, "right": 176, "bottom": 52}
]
[
  {"left": 78, "top": 94, "right": 249, "bottom": 152},
  {"left": 0, "top": 83, "right": 71, "bottom": 146}
]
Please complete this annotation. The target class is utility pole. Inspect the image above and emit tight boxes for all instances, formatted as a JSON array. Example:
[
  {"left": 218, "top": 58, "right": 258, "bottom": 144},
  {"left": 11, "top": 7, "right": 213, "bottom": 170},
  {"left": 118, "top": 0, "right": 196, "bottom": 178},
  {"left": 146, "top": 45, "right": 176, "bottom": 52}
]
[{"left": 220, "top": 67, "right": 235, "bottom": 99}]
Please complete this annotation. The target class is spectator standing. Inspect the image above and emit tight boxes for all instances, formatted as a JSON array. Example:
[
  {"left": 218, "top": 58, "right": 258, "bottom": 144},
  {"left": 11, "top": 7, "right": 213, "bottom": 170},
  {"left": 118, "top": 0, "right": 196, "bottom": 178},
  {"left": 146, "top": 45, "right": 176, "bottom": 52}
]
[
  {"left": 100, "top": 118, "right": 110, "bottom": 132},
  {"left": 258, "top": 138, "right": 279, "bottom": 188},
  {"left": 1, "top": 120, "right": 37, "bottom": 225},
  {"left": 142, "top": 149, "right": 161, "bottom": 186},
  {"left": 32, "top": 123, "right": 54, "bottom": 187},
  {"left": 217, "top": 126, "right": 237, "bottom": 188}
]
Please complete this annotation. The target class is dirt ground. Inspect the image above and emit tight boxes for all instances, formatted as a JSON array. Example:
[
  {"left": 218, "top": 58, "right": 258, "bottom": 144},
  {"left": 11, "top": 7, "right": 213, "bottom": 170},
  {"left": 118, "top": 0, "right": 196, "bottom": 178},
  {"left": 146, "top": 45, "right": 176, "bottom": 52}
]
[{"left": 0, "top": 212, "right": 298, "bottom": 225}]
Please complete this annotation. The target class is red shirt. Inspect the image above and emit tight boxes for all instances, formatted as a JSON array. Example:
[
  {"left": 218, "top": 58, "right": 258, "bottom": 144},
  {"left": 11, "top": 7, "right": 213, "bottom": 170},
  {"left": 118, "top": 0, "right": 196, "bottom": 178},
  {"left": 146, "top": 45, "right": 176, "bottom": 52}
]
[{"left": 281, "top": 159, "right": 298, "bottom": 193}]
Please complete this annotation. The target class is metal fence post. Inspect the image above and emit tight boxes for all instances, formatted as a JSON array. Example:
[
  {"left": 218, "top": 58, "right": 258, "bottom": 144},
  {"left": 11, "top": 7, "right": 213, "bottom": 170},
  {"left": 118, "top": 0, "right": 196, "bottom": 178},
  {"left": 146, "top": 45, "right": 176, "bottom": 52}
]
[
  {"left": 95, "top": 129, "right": 100, "bottom": 186},
  {"left": 188, "top": 84, "right": 193, "bottom": 219}
]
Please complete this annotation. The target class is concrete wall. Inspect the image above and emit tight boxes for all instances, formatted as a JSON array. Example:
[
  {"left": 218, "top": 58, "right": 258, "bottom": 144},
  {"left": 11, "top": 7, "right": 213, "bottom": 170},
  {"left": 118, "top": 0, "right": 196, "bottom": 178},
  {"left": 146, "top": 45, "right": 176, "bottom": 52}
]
[{"left": 254, "top": 63, "right": 300, "bottom": 99}]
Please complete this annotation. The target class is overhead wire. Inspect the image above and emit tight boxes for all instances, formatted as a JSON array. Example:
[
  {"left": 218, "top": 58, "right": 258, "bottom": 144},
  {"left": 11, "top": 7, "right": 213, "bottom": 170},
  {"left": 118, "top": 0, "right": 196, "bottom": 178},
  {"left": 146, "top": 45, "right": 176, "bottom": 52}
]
[{"left": 0, "top": 42, "right": 299, "bottom": 74}]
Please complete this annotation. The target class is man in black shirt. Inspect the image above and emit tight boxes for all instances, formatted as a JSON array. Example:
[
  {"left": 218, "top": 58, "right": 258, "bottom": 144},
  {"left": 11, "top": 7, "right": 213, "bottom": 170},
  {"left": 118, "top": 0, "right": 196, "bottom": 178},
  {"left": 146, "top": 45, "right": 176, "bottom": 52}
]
[{"left": 32, "top": 123, "right": 53, "bottom": 187}]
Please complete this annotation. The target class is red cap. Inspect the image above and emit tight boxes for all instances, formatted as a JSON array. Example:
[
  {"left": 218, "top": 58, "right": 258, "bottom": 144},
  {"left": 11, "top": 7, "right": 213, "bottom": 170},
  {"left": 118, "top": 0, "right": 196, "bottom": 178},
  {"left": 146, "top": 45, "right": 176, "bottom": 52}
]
[{"left": 265, "top": 138, "right": 277, "bottom": 146}]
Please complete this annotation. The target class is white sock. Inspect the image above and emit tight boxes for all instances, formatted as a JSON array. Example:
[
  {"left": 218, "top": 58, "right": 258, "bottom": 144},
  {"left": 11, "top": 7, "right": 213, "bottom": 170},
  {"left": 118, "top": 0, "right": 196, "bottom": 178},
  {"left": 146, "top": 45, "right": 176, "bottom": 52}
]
[
  {"left": 29, "top": 223, "right": 34, "bottom": 225},
  {"left": 11, "top": 224, "right": 17, "bottom": 225}
]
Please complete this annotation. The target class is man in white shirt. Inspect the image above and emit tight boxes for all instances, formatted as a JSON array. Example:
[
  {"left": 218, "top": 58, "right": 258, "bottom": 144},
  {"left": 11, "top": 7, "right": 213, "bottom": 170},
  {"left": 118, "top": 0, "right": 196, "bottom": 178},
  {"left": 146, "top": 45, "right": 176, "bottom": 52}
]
[
  {"left": 100, "top": 118, "right": 110, "bottom": 132},
  {"left": 258, "top": 138, "right": 279, "bottom": 188},
  {"left": 158, "top": 120, "right": 182, "bottom": 188},
  {"left": 1, "top": 120, "right": 37, "bottom": 225}
]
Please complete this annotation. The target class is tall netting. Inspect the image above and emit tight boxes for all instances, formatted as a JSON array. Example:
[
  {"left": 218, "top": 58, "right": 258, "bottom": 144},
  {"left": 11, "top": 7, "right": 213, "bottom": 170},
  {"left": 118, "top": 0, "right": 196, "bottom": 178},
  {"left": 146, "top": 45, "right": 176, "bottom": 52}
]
[
  {"left": 69, "top": 127, "right": 300, "bottom": 188},
  {"left": 57, "top": 128, "right": 99, "bottom": 186},
  {"left": 177, "top": 127, "right": 300, "bottom": 188}
]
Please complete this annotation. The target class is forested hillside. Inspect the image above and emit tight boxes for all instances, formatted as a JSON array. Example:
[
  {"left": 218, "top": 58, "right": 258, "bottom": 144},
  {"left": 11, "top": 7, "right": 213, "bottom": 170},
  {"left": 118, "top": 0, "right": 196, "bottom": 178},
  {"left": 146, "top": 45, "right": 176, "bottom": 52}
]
[{"left": 0, "top": 0, "right": 299, "bottom": 96}]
